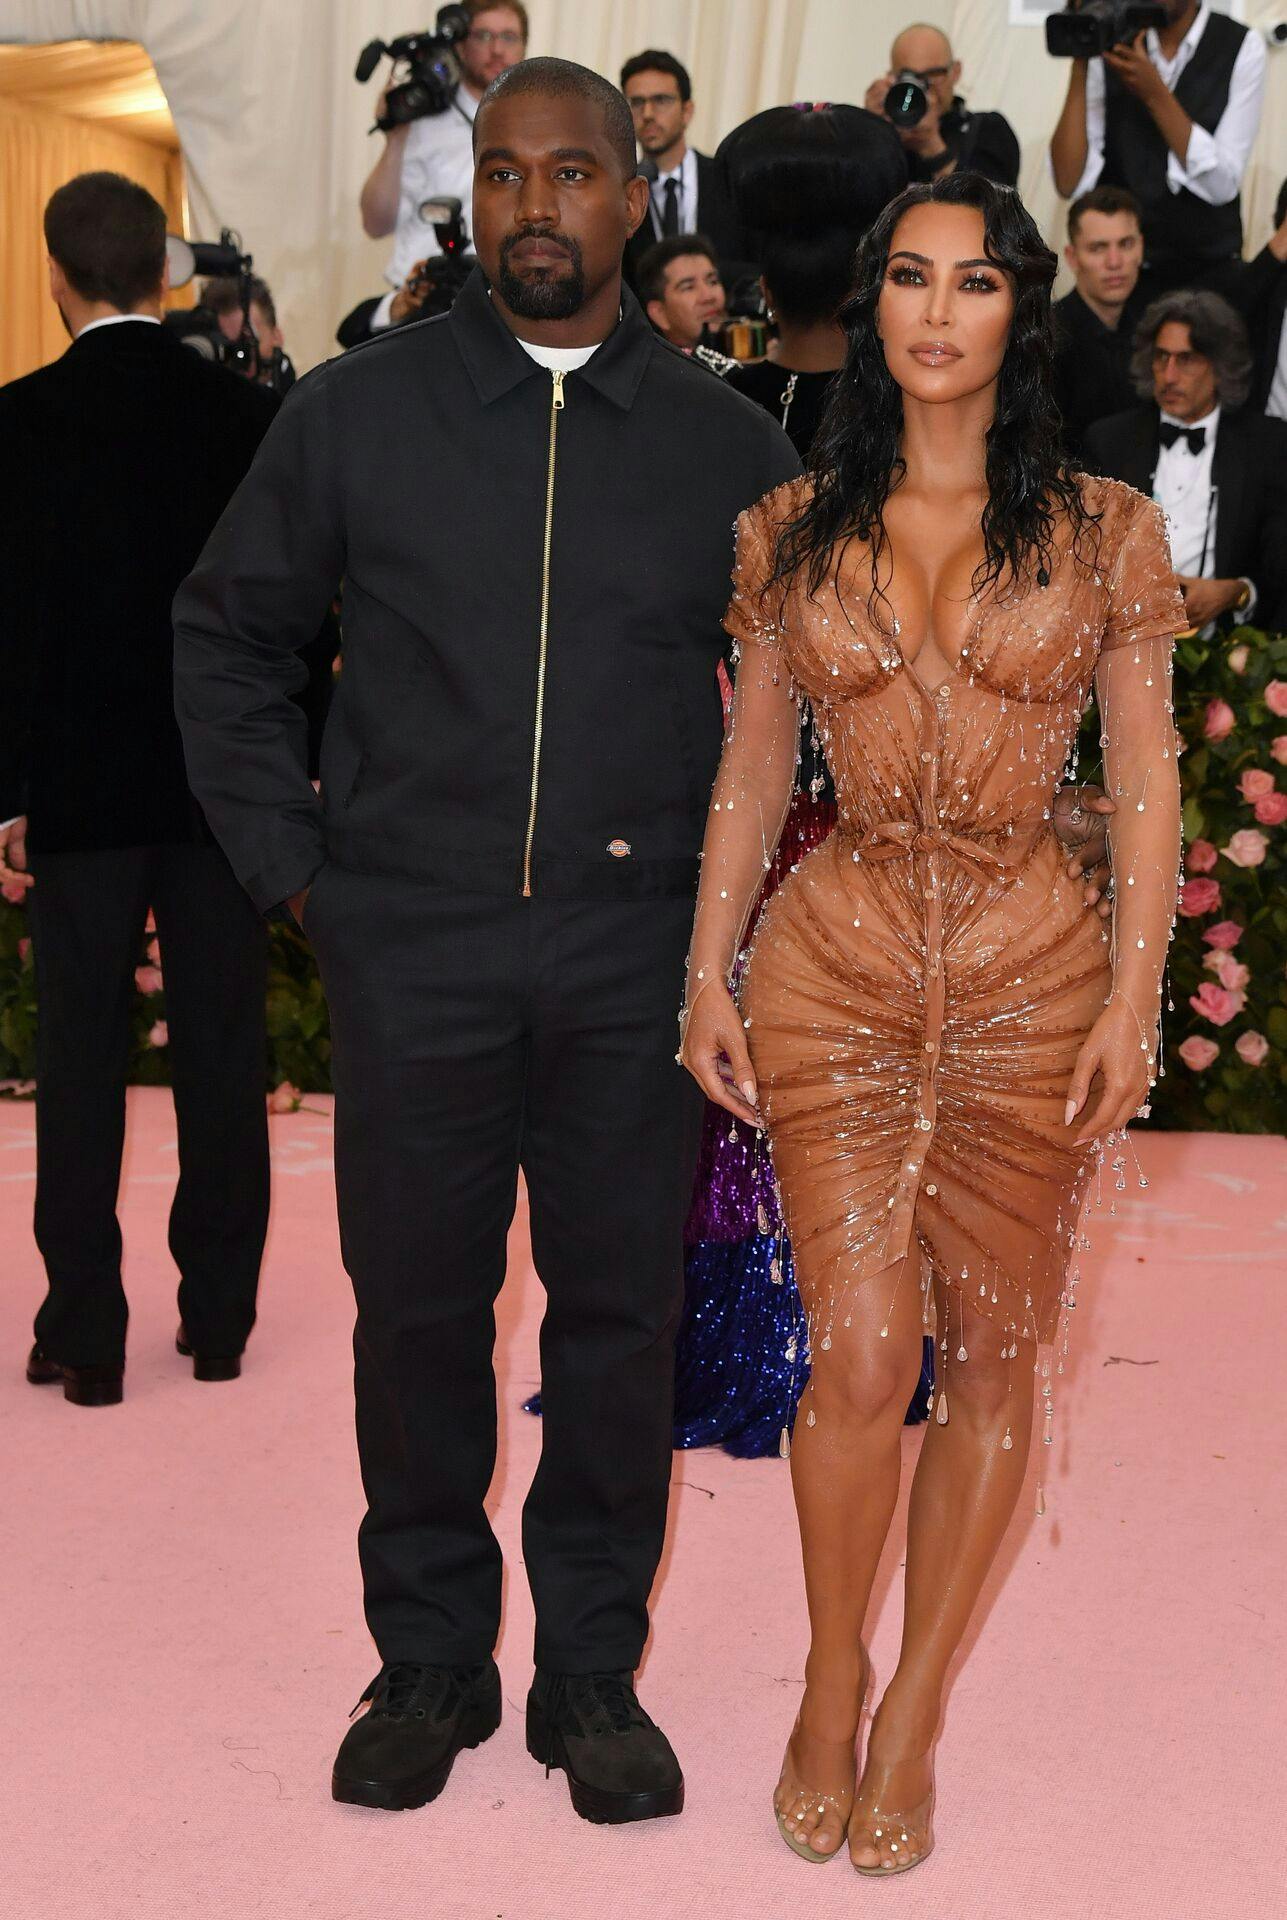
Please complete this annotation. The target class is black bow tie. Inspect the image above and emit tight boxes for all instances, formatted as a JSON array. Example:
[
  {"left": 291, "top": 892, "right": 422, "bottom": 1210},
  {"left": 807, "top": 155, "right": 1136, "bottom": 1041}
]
[{"left": 1159, "top": 422, "right": 1207, "bottom": 454}]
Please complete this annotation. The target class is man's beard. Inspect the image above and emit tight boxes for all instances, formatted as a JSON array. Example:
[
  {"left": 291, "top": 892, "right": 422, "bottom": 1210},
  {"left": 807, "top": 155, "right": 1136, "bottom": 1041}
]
[{"left": 497, "top": 228, "right": 587, "bottom": 320}]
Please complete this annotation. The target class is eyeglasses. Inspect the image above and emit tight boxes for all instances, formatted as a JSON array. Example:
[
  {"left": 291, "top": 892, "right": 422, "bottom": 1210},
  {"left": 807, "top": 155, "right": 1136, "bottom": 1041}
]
[
  {"left": 468, "top": 28, "right": 524, "bottom": 48},
  {"left": 626, "top": 91, "right": 682, "bottom": 113}
]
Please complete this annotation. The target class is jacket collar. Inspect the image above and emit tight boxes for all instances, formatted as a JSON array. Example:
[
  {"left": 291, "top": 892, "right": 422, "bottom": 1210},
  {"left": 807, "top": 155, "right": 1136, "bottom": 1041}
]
[{"left": 447, "top": 265, "right": 653, "bottom": 411}]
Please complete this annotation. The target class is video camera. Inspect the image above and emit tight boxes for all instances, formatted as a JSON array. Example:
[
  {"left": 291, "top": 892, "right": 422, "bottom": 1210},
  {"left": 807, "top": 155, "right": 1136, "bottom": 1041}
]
[
  {"left": 1046, "top": 0, "right": 1167, "bottom": 58},
  {"left": 355, "top": 5, "right": 472, "bottom": 130}
]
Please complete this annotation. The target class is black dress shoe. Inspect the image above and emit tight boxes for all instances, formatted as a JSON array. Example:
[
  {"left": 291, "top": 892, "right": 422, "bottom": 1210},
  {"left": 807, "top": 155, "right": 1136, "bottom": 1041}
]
[
  {"left": 176, "top": 1326, "right": 241, "bottom": 1382},
  {"left": 26, "top": 1343, "right": 123, "bottom": 1407},
  {"left": 332, "top": 1660, "right": 501, "bottom": 1811},
  {"left": 527, "top": 1670, "right": 684, "bottom": 1824}
]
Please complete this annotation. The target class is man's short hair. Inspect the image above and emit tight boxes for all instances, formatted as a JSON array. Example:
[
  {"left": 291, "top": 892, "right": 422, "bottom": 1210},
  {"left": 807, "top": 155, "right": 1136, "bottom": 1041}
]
[
  {"left": 1068, "top": 185, "right": 1142, "bottom": 241},
  {"left": 464, "top": 0, "right": 529, "bottom": 38},
  {"left": 636, "top": 234, "right": 719, "bottom": 309},
  {"left": 201, "top": 274, "right": 277, "bottom": 328},
  {"left": 476, "top": 56, "right": 637, "bottom": 177},
  {"left": 1130, "top": 289, "right": 1253, "bottom": 409},
  {"left": 44, "top": 171, "right": 166, "bottom": 310},
  {"left": 620, "top": 49, "right": 692, "bottom": 104}
]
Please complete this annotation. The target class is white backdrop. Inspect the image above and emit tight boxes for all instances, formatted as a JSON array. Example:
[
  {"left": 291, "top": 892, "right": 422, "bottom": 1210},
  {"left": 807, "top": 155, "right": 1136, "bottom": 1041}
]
[{"left": 2, "top": 0, "right": 1284, "bottom": 370}]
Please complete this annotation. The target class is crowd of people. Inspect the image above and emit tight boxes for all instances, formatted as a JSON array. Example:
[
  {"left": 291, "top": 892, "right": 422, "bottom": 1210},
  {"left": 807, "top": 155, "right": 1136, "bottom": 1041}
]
[{"left": 0, "top": 0, "right": 1283, "bottom": 1880}]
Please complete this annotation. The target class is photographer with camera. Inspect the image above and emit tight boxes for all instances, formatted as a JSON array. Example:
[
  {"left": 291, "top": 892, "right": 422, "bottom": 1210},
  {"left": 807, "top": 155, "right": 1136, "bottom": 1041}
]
[
  {"left": 359, "top": 1, "right": 526, "bottom": 322},
  {"left": 864, "top": 24, "right": 1019, "bottom": 187},
  {"left": 1049, "top": 1, "right": 1266, "bottom": 299},
  {"left": 200, "top": 273, "right": 296, "bottom": 393}
]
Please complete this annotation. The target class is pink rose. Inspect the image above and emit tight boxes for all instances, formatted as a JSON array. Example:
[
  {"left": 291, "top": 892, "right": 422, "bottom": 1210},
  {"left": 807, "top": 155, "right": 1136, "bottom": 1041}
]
[
  {"left": 1178, "top": 876, "right": 1221, "bottom": 917},
  {"left": 1235, "top": 1030, "right": 1269, "bottom": 1067},
  {"left": 134, "top": 964, "right": 164, "bottom": 996},
  {"left": 1, "top": 877, "right": 27, "bottom": 905},
  {"left": 148, "top": 1020, "right": 169, "bottom": 1048},
  {"left": 1203, "top": 698, "right": 1236, "bottom": 740},
  {"left": 1185, "top": 838, "right": 1218, "bottom": 873},
  {"left": 1177, "top": 1035, "right": 1219, "bottom": 1071},
  {"left": 1212, "top": 953, "right": 1250, "bottom": 993},
  {"left": 268, "top": 1081, "right": 300, "bottom": 1113},
  {"left": 1189, "top": 982, "right": 1245, "bottom": 1027},
  {"left": 1202, "top": 920, "right": 1243, "bottom": 950},
  {"left": 1239, "top": 768, "right": 1275, "bottom": 802},
  {"left": 1254, "top": 791, "right": 1287, "bottom": 827},
  {"left": 1272, "top": 736, "right": 1287, "bottom": 765},
  {"left": 1265, "top": 681, "right": 1287, "bottom": 719},
  {"left": 1227, "top": 645, "right": 1249, "bottom": 675},
  {"left": 1222, "top": 828, "right": 1269, "bottom": 868}
]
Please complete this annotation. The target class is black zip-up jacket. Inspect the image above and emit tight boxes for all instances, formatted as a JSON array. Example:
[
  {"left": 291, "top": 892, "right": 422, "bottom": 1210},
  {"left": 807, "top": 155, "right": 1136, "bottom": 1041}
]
[{"left": 173, "top": 269, "right": 800, "bottom": 914}]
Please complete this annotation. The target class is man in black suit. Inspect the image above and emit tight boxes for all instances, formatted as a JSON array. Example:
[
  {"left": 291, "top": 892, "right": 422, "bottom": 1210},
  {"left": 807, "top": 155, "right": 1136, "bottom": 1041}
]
[
  {"left": 1053, "top": 185, "right": 1146, "bottom": 458},
  {"left": 1084, "top": 289, "right": 1287, "bottom": 632},
  {"left": 619, "top": 49, "right": 748, "bottom": 292},
  {"left": 0, "top": 173, "right": 276, "bottom": 1407},
  {"left": 175, "top": 59, "right": 799, "bottom": 1827},
  {"left": 1240, "top": 176, "right": 1287, "bottom": 418}
]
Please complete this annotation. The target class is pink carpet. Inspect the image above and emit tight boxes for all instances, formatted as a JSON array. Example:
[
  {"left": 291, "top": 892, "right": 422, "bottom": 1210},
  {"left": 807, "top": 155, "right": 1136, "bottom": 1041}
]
[{"left": 2, "top": 1088, "right": 1283, "bottom": 1919}]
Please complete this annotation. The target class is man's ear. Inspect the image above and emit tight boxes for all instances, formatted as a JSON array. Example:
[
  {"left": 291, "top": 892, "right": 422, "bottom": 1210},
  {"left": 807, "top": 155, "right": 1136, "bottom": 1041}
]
[{"left": 625, "top": 170, "right": 651, "bottom": 239}]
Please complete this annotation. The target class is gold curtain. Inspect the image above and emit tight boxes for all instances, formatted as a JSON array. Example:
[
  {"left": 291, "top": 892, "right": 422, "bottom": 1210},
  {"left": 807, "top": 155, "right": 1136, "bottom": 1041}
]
[{"left": 0, "top": 85, "right": 186, "bottom": 387}]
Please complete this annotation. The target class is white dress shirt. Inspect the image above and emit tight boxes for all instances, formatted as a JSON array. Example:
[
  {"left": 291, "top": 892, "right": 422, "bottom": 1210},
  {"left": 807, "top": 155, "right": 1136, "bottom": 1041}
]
[
  {"left": 1072, "top": 4, "right": 1266, "bottom": 207},
  {"left": 383, "top": 89, "right": 479, "bottom": 290},
  {"left": 1268, "top": 321, "right": 1287, "bottom": 423},
  {"left": 645, "top": 145, "right": 699, "bottom": 242},
  {"left": 1153, "top": 403, "right": 1256, "bottom": 622}
]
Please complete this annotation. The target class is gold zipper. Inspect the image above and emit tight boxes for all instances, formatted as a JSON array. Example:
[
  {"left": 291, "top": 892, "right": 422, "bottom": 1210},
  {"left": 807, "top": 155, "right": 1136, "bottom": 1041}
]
[{"left": 521, "top": 367, "right": 565, "bottom": 896}]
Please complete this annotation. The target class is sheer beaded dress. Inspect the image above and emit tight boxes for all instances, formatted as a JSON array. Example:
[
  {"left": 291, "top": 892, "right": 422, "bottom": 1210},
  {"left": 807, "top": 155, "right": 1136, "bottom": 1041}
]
[{"left": 685, "top": 475, "right": 1184, "bottom": 1432}]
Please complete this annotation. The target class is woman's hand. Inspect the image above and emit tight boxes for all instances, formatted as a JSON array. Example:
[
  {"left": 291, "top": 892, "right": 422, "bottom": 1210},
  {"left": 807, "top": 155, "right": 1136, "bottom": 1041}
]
[
  {"left": 680, "top": 978, "right": 761, "bottom": 1126},
  {"left": 1064, "top": 995, "right": 1155, "bottom": 1145}
]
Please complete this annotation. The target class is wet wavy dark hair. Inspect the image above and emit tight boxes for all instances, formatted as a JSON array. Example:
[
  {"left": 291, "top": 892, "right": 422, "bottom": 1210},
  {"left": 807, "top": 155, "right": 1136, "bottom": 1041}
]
[{"left": 772, "top": 173, "right": 1097, "bottom": 618}]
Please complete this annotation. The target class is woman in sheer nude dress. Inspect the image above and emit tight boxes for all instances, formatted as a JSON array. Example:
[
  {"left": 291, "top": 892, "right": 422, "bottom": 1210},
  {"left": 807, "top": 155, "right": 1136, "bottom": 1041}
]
[{"left": 681, "top": 176, "right": 1182, "bottom": 1875}]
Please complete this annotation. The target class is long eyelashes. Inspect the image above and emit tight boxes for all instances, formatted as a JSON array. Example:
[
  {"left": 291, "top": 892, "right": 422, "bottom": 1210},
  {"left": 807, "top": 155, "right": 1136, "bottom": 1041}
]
[{"left": 884, "top": 266, "right": 1002, "bottom": 294}]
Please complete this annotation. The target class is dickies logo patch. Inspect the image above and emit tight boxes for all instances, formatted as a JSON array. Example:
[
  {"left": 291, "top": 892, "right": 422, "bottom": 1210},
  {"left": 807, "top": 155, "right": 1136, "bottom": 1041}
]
[{"left": 607, "top": 838, "right": 632, "bottom": 859}]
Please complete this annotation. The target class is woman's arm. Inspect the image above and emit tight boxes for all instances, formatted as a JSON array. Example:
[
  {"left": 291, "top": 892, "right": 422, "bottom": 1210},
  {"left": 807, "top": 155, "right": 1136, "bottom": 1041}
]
[
  {"left": 1066, "top": 502, "right": 1184, "bottom": 1142},
  {"left": 681, "top": 509, "right": 800, "bottom": 1124}
]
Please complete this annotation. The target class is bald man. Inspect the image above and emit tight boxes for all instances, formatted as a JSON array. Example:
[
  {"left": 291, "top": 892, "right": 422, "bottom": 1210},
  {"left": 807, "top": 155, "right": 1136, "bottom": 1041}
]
[{"left": 864, "top": 23, "right": 1019, "bottom": 187}]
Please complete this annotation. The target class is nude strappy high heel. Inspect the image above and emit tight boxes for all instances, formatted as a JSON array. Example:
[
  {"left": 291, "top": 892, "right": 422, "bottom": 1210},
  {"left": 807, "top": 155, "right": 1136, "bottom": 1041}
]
[
  {"left": 773, "top": 1647, "right": 871, "bottom": 1865},
  {"left": 849, "top": 1778, "right": 936, "bottom": 1876}
]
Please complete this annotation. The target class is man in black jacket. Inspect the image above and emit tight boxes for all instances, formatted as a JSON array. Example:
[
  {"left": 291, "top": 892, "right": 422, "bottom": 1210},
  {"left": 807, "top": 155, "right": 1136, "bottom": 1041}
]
[
  {"left": 1084, "top": 289, "right": 1287, "bottom": 632},
  {"left": 619, "top": 49, "right": 749, "bottom": 292},
  {"left": 174, "top": 60, "right": 800, "bottom": 1826},
  {"left": 0, "top": 173, "right": 276, "bottom": 1407}
]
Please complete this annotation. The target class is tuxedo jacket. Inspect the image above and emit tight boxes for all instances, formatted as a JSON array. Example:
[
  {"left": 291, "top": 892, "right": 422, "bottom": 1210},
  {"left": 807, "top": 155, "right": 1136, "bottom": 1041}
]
[
  {"left": 1237, "top": 244, "right": 1287, "bottom": 416},
  {"left": 623, "top": 150, "right": 751, "bottom": 293},
  {"left": 1082, "top": 404, "right": 1287, "bottom": 632},
  {"left": 0, "top": 322, "right": 281, "bottom": 854}
]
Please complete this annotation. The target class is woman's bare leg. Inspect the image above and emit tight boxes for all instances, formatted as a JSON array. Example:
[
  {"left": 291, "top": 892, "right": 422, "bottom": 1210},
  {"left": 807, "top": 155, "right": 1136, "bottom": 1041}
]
[
  {"left": 850, "top": 1275, "right": 1037, "bottom": 1869},
  {"left": 775, "top": 1246, "right": 926, "bottom": 1859}
]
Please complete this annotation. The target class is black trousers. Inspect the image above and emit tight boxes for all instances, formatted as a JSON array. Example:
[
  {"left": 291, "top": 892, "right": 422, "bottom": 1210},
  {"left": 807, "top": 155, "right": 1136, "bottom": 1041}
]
[
  {"left": 306, "top": 865, "right": 703, "bottom": 1675},
  {"left": 27, "top": 843, "right": 270, "bottom": 1367}
]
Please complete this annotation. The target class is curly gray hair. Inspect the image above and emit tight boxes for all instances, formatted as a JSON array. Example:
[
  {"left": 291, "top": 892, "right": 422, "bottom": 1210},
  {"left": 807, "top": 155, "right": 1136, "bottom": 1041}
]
[{"left": 1130, "top": 289, "right": 1253, "bottom": 410}]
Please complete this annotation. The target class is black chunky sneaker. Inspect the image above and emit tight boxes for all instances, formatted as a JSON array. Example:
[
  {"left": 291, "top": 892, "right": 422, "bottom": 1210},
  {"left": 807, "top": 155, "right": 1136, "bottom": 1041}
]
[
  {"left": 332, "top": 1660, "right": 501, "bottom": 1811},
  {"left": 176, "top": 1325, "right": 241, "bottom": 1382},
  {"left": 26, "top": 1343, "right": 123, "bottom": 1407},
  {"left": 527, "top": 1670, "right": 684, "bottom": 1825}
]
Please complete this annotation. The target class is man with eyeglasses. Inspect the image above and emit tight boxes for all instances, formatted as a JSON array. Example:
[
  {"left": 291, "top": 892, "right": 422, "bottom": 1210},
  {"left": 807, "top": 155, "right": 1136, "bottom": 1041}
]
[
  {"left": 359, "top": 1, "right": 528, "bottom": 331},
  {"left": 864, "top": 23, "right": 1019, "bottom": 187},
  {"left": 619, "top": 49, "right": 747, "bottom": 294}
]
